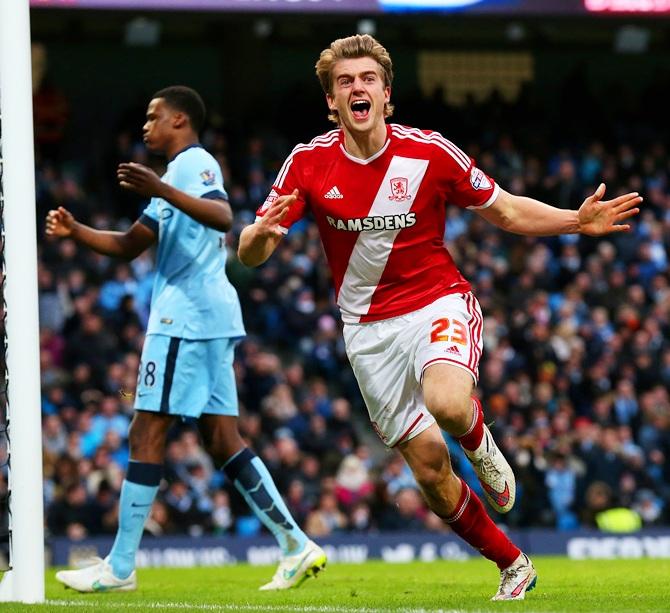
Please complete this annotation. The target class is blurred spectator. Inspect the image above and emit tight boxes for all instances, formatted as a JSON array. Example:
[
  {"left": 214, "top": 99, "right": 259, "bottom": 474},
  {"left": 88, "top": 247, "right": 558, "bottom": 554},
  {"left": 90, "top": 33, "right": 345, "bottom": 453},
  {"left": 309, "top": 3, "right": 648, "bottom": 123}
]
[
  {"left": 32, "top": 43, "right": 69, "bottom": 162},
  {"left": 305, "top": 492, "right": 348, "bottom": 537},
  {"left": 544, "top": 450, "right": 579, "bottom": 530},
  {"left": 47, "top": 483, "right": 103, "bottom": 538},
  {"left": 379, "top": 488, "right": 426, "bottom": 532},
  {"left": 43, "top": 415, "right": 67, "bottom": 459},
  {"left": 334, "top": 455, "right": 374, "bottom": 510},
  {"left": 210, "top": 491, "right": 234, "bottom": 535},
  {"left": 145, "top": 500, "right": 176, "bottom": 536}
]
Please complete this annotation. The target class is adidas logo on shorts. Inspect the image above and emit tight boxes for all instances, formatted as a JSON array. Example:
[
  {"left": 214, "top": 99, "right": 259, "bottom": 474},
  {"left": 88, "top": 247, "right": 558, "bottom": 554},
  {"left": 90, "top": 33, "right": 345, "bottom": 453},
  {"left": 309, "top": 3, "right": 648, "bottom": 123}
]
[{"left": 445, "top": 345, "right": 461, "bottom": 355}]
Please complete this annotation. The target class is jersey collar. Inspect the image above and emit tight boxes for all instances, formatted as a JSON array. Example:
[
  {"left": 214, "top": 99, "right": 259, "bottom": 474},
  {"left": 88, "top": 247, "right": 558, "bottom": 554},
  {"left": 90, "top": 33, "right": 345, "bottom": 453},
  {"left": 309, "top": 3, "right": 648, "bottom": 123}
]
[
  {"left": 338, "top": 125, "right": 391, "bottom": 165},
  {"left": 167, "top": 143, "right": 203, "bottom": 164}
]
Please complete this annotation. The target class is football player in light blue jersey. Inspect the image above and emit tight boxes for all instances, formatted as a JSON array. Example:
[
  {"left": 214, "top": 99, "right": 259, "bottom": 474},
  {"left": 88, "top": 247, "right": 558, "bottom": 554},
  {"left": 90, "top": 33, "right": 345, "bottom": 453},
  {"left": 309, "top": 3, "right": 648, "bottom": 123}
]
[{"left": 47, "top": 86, "right": 325, "bottom": 593}]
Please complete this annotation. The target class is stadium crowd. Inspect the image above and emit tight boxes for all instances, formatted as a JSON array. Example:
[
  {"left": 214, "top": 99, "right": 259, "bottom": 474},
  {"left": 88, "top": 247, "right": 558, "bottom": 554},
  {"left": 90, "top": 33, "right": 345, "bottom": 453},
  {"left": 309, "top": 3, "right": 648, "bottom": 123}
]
[{"left": 4, "top": 68, "right": 670, "bottom": 543}]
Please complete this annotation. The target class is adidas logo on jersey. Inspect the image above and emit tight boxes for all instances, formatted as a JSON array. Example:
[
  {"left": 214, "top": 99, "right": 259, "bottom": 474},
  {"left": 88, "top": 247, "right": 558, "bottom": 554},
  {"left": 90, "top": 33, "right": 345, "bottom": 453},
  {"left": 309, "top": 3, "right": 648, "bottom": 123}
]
[
  {"left": 445, "top": 345, "right": 461, "bottom": 355},
  {"left": 324, "top": 186, "right": 344, "bottom": 199}
]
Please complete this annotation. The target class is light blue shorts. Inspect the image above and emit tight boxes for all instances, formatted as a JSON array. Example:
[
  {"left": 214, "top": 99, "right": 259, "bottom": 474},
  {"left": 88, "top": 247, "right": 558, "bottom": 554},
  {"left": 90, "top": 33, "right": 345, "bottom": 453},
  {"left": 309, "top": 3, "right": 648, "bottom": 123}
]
[{"left": 134, "top": 334, "right": 239, "bottom": 418}]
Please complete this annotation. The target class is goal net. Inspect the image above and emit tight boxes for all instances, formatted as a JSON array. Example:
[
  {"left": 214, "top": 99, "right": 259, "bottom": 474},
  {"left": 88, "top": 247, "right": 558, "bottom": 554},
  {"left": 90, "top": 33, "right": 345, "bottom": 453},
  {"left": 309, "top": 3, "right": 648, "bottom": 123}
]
[{"left": 0, "top": 93, "right": 9, "bottom": 575}]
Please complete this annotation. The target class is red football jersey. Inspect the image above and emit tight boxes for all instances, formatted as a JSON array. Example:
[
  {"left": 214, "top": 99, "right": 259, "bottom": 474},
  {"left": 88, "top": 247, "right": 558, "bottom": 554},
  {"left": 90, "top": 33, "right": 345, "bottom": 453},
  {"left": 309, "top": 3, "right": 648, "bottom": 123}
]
[{"left": 256, "top": 124, "right": 499, "bottom": 323}]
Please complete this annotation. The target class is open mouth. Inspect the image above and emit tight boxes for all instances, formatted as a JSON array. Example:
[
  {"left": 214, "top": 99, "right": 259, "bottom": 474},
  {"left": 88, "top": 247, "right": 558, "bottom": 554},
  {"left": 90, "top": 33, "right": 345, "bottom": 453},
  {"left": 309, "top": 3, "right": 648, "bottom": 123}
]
[{"left": 351, "top": 99, "right": 371, "bottom": 121}]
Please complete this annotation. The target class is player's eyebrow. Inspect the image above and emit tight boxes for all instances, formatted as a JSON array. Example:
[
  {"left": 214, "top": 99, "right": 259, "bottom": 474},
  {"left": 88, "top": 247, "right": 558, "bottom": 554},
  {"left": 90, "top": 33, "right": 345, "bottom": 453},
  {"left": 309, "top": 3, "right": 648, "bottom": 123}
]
[{"left": 336, "top": 70, "right": 378, "bottom": 82}]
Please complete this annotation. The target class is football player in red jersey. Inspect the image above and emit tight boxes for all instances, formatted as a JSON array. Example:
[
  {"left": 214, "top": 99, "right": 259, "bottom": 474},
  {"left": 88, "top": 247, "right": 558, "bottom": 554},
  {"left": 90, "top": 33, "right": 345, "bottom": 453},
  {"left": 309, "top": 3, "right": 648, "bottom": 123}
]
[{"left": 238, "top": 34, "right": 642, "bottom": 600}]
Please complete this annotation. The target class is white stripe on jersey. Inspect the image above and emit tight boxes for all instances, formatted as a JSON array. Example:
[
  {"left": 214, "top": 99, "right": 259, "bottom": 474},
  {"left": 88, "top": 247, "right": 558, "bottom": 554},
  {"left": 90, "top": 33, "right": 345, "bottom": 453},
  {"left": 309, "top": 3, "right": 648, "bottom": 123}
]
[
  {"left": 391, "top": 125, "right": 470, "bottom": 172},
  {"left": 275, "top": 131, "right": 340, "bottom": 188},
  {"left": 392, "top": 125, "right": 499, "bottom": 210},
  {"left": 391, "top": 124, "right": 471, "bottom": 168},
  {"left": 337, "top": 156, "right": 430, "bottom": 323}
]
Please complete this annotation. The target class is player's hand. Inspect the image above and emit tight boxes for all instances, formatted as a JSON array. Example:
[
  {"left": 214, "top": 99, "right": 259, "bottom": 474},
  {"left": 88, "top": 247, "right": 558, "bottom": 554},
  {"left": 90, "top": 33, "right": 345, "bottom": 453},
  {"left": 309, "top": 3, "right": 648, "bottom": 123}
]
[
  {"left": 45, "top": 206, "right": 75, "bottom": 238},
  {"left": 117, "top": 162, "right": 166, "bottom": 198},
  {"left": 257, "top": 189, "right": 298, "bottom": 237},
  {"left": 577, "top": 183, "right": 642, "bottom": 236}
]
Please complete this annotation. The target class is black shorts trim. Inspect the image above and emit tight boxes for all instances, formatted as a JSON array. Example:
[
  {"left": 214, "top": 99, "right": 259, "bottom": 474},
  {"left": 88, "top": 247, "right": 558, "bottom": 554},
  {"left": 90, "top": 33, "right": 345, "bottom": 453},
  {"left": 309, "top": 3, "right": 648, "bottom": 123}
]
[{"left": 160, "top": 337, "right": 181, "bottom": 413}]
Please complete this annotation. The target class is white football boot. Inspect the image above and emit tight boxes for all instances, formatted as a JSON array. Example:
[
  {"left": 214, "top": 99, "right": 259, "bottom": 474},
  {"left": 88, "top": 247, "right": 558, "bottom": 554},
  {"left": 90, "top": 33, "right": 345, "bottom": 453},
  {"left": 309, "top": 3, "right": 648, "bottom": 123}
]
[
  {"left": 491, "top": 553, "right": 537, "bottom": 601},
  {"left": 55, "top": 557, "right": 137, "bottom": 593},
  {"left": 259, "top": 540, "right": 327, "bottom": 591},
  {"left": 462, "top": 418, "right": 516, "bottom": 513}
]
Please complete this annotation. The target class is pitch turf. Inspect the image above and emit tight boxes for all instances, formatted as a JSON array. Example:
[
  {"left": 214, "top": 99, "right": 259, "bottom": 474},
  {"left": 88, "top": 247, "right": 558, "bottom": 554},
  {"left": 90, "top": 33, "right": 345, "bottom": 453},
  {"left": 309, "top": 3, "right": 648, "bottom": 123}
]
[{"left": 5, "top": 557, "right": 670, "bottom": 612}]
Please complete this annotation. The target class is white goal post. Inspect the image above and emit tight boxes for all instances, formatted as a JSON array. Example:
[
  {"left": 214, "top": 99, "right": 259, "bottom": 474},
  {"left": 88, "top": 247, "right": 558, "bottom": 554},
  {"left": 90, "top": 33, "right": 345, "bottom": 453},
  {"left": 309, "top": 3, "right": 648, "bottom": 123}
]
[{"left": 0, "top": 0, "right": 46, "bottom": 604}]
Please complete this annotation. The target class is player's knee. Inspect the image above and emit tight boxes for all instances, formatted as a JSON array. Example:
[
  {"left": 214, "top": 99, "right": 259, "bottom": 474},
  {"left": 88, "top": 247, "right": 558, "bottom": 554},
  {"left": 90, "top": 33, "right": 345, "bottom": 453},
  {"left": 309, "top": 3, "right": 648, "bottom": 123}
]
[
  {"left": 423, "top": 366, "right": 473, "bottom": 425},
  {"left": 424, "top": 392, "right": 471, "bottom": 428}
]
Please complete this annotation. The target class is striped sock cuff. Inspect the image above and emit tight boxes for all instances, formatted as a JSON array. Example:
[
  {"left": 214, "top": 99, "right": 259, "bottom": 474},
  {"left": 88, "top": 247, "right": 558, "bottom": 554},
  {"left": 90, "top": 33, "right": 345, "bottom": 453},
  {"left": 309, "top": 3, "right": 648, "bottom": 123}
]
[
  {"left": 222, "top": 447, "right": 256, "bottom": 481},
  {"left": 445, "top": 479, "right": 471, "bottom": 524},
  {"left": 461, "top": 399, "right": 480, "bottom": 438},
  {"left": 126, "top": 460, "right": 163, "bottom": 486}
]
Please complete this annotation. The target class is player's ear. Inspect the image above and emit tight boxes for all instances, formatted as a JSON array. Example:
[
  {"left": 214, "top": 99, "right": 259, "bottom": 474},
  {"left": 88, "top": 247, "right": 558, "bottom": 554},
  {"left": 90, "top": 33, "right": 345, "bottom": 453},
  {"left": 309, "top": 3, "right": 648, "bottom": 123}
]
[
  {"left": 172, "top": 112, "right": 188, "bottom": 130},
  {"left": 326, "top": 93, "right": 336, "bottom": 111},
  {"left": 384, "top": 86, "right": 391, "bottom": 104}
]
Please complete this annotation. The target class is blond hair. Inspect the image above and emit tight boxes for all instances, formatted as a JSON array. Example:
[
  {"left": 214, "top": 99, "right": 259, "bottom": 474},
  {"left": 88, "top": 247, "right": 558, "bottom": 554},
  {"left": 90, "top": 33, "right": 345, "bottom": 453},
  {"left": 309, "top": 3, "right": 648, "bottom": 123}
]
[{"left": 315, "top": 34, "right": 394, "bottom": 125}]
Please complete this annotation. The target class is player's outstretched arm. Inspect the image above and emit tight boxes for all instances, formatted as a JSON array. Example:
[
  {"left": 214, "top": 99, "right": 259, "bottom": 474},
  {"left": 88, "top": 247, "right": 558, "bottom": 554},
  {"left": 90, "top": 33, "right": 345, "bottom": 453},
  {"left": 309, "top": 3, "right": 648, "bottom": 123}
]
[
  {"left": 476, "top": 184, "right": 642, "bottom": 237},
  {"left": 238, "top": 190, "right": 297, "bottom": 267},
  {"left": 118, "top": 162, "right": 233, "bottom": 232},
  {"left": 45, "top": 206, "right": 156, "bottom": 260}
]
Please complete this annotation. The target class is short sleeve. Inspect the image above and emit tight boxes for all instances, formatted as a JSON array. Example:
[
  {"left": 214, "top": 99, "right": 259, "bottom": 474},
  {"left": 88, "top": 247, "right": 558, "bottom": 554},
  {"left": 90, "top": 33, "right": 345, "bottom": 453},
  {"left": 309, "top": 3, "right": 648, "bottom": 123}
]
[
  {"left": 139, "top": 197, "right": 160, "bottom": 233},
  {"left": 173, "top": 149, "right": 228, "bottom": 200},
  {"left": 431, "top": 131, "right": 499, "bottom": 210},
  {"left": 450, "top": 165, "right": 500, "bottom": 210},
  {"left": 255, "top": 148, "right": 308, "bottom": 233}
]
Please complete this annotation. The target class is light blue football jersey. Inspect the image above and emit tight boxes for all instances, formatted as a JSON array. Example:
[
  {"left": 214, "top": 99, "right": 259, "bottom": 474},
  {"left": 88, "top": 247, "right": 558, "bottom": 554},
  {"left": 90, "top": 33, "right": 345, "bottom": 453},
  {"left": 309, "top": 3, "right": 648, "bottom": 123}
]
[{"left": 139, "top": 145, "right": 245, "bottom": 340}]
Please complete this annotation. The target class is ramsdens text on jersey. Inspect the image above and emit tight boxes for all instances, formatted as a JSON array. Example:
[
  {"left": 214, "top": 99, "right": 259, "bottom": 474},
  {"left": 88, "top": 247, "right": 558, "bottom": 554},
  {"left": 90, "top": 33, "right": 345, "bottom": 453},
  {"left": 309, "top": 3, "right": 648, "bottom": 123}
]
[{"left": 326, "top": 213, "right": 417, "bottom": 232}]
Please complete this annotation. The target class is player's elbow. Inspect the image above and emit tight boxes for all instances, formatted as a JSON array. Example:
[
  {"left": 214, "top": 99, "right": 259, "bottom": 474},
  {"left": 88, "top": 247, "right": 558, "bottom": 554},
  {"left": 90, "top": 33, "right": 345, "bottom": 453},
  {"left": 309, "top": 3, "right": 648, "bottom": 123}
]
[
  {"left": 486, "top": 192, "right": 522, "bottom": 233},
  {"left": 120, "top": 244, "right": 146, "bottom": 261},
  {"left": 495, "top": 207, "right": 519, "bottom": 232},
  {"left": 216, "top": 217, "right": 233, "bottom": 233},
  {"left": 214, "top": 200, "right": 233, "bottom": 232},
  {"left": 117, "top": 237, "right": 144, "bottom": 261}
]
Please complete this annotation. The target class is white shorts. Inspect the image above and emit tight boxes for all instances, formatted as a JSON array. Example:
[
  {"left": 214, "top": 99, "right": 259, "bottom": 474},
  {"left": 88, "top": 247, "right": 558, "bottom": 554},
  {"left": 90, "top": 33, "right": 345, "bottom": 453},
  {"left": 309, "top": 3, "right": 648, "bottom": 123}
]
[{"left": 343, "top": 292, "right": 484, "bottom": 448}]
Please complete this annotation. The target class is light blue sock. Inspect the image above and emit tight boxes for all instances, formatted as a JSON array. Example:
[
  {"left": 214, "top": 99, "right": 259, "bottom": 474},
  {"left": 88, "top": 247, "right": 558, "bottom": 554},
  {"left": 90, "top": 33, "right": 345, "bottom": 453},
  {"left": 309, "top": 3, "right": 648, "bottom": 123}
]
[
  {"left": 108, "top": 461, "right": 161, "bottom": 579},
  {"left": 224, "top": 448, "right": 308, "bottom": 556}
]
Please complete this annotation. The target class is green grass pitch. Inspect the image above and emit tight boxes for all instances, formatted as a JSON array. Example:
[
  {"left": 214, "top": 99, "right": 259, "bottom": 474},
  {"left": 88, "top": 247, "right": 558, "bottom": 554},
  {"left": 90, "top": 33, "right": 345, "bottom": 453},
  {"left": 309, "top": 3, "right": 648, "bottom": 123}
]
[{"left": 6, "top": 557, "right": 670, "bottom": 612}]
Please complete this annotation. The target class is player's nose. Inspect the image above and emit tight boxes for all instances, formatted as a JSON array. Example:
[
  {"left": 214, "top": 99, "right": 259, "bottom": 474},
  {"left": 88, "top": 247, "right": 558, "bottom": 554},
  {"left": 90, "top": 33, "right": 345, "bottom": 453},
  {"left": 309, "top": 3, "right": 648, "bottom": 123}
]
[{"left": 352, "top": 76, "right": 366, "bottom": 90}]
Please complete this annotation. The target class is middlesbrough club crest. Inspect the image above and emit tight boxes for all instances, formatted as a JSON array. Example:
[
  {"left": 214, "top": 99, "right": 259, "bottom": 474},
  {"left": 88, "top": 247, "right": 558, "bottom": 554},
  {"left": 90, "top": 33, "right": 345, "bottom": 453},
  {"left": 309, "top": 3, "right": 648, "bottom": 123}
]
[{"left": 389, "top": 177, "right": 411, "bottom": 202}]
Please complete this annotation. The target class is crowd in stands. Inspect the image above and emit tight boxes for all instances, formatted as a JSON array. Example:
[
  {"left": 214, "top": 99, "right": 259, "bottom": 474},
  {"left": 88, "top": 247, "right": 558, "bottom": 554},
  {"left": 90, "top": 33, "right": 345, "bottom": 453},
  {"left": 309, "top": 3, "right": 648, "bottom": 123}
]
[{"left": 3, "top": 65, "right": 670, "bottom": 544}]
